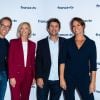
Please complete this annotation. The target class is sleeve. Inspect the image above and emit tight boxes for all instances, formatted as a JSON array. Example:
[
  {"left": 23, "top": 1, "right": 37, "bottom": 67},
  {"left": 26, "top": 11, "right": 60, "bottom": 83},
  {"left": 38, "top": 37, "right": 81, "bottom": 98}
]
[
  {"left": 32, "top": 43, "right": 36, "bottom": 78},
  {"left": 35, "top": 41, "right": 44, "bottom": 79},
  {"left": 90, "top": 41, "right": 97, "bottom": 71},
  {"left": 8, "top": 40, "right": 15, "bottom": 78},
  {"left": 59, "top": 40, "right": 68, "bottom": 64}
]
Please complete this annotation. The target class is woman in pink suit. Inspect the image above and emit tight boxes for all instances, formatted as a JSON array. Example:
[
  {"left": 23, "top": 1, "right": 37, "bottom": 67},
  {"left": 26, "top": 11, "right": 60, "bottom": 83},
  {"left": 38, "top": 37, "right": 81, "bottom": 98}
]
[{"left": 8, "top": 22, "right": 36, "bottom": 100}]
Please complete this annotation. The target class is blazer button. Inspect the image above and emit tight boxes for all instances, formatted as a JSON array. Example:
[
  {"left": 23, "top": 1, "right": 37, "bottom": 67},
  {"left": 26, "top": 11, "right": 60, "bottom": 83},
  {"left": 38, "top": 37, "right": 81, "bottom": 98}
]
[{"left": 17, "top": 72, "right": 20, "bottom": 74}]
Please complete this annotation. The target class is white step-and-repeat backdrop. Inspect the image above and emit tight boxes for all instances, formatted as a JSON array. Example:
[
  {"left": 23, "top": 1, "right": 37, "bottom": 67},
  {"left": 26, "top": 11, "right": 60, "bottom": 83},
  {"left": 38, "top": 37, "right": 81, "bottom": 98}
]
[{"left": 0, "top": 0, "right": 100, "bottom": 99}]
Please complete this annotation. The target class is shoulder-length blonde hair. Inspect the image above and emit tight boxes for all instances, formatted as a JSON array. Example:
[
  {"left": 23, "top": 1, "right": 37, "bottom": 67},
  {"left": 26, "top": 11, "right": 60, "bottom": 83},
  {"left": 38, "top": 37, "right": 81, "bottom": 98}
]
[{"left": 17, "top": 22, "right": 32, "bottom": 38}]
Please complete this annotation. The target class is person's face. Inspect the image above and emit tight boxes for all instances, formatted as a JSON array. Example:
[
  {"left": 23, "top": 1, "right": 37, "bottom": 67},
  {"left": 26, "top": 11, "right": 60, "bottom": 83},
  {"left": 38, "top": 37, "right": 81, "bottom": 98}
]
[
  {"left": 72, "top": 20, "right": 84, "bottom": 35},
  {"left": 48, "top": 22, "right": 60, "bottom": 36},
  {"left": 19, "top": 24, "right": 30, "bottom": 38},
  {"left": 0, "top": 19, "right": 11, "bottom": 37}
]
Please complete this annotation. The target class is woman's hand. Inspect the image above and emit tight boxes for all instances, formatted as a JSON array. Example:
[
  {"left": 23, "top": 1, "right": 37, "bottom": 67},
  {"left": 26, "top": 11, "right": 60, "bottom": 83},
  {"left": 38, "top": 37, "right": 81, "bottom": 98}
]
[
  {"left": 60, "top": 78, "right": 67, "bottom": 90},
  {"left": 32, "top": 78, "right": 36, "bottom": 85},
  {"left": 89, "top": 81, "right": 96, "bottom": 93},
  {"left": 10, "top": 78, "right": 16, "bottom": 88}
]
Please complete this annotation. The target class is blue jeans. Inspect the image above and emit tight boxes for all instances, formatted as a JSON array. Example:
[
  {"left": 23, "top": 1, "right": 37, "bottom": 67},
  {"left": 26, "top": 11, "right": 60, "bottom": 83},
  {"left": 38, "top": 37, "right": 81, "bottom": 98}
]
[{"left": 0, "top": 71, "right": 7, "bottom": 100}]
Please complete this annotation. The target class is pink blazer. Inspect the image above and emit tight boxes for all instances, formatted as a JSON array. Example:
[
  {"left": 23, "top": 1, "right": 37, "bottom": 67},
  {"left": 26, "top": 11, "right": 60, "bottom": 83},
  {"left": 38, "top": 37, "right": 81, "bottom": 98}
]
[{"left": 8, "top": 38, "right": 36, "bottom": 79}]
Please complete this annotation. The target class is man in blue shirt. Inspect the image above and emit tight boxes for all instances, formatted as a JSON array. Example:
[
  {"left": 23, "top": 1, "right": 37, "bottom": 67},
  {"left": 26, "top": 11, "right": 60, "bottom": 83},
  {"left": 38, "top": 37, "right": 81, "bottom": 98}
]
[
  {"left": 36, "top": 18, "right": 66, "bottom": 100},
  {"left": 0, "top": 17, "right": 12, "bottom": 100}
]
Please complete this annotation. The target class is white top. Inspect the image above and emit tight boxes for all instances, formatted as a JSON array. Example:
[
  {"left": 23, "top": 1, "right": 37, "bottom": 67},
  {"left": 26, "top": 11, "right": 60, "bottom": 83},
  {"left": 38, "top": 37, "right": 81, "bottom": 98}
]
[
  {"left": 22, "top": 41, "right": 28, "bottom": 67},
  {"left": 48, "top": 37, "right": 59, "bottom": 81}
]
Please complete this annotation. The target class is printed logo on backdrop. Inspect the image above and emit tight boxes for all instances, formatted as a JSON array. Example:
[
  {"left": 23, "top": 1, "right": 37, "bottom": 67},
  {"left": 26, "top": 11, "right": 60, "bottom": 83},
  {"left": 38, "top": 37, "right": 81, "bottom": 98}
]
[
  {"left": 38, "top": 19, "right": 47, "bottom": 23},
  {"left": 96, "top": 33, "right": 100, "bottom": 37},
  {"left": 96, "top": 4, "right": 100, "bottom": 7},
  {"left": 32, "top": 32, "right": 36, "bottom": 36},
  {"left": 97, "top": 62, "right": 100, "bottom": 68},
  {"left": 12, "top": 19, "right": 17, "bottom": 22},
  {"left": 60, "top": 33, "right": 73, "bottom": 38},
  {"left": 57, "top": 5, "right": 74, "bottom": 10},
  {"left": 96, "top": 90, "right": 100, "bottom": 93},
  {"left": 20, "top": 5, "right": 36, "bottom": 10},
  {"left": 57, "top": 3, "right": 74, "bottom": 10},
  {"left": 84, "top": 19, "right": 93, "bottom": 23},
  {"left": 96, "top": 0, "right": 100, "bottom": 7}
]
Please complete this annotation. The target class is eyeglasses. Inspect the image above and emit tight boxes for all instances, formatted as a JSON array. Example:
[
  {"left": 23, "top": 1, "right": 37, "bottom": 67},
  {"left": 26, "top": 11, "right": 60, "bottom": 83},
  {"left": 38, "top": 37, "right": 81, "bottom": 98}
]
[{"left": 0, "top": 24, "right": 11, "bottom": 29}]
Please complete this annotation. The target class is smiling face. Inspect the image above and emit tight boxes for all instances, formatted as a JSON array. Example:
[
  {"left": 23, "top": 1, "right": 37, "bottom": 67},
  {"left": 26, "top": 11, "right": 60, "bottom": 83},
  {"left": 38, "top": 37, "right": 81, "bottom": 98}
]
[
  {"left": 17, "top": 22, "right": 31, "bottom": 39},
  {"left": 70, "top": 17, "right": 85, "bottom": 36},
  {"left": 72, "top": 20, "right": 84, "bottom": 35},
  {"left": 47, "top": 22, "right": 60, "bottom": 36},
  {"left": 20, "top": 24, "right": 30, "bottom": 37},
  {"left": 47, "top": 18, "right": 61, "bottom": 37},
  {"left": 0, "top": 19, "right": 11, "bottom": 37}
]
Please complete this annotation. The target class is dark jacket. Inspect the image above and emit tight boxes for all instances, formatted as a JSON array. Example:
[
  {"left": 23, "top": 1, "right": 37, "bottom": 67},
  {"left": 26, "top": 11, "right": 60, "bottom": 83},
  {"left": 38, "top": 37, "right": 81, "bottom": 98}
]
[{"left": 36, "top": 36, "right": 67, "bottom": 82}]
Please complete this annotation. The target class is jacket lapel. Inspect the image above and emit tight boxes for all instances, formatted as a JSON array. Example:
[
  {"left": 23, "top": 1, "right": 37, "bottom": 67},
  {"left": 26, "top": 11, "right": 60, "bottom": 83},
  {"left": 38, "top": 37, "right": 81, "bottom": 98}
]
[
  {"left": 45, "top": 37, "right": 51, "bottom": 65},
  {"left": 18, "top": 38, "right": 24, "bottom": 66},
  {"left": 26, "top": 40, "right": 31, "bottom": 67}
]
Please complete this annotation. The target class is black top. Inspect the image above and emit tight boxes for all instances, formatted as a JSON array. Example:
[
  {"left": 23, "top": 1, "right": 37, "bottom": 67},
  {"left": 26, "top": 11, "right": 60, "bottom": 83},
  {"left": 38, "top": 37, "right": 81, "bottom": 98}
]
[
  {"left": 0, "top": 37, "right": 9, "bottom": 72},
  {"left": 60, "top": 35, "right": 97, "bottom": 78},
  {"left": 36, "top": 36, "right": 67, "bottom": 82}
]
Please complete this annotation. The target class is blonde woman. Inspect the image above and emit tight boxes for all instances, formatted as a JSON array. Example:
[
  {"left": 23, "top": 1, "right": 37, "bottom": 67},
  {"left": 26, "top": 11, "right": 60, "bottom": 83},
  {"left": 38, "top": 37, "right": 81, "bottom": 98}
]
[{"left": 8, "top": 22, "right": 36, "bottom": 100}]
